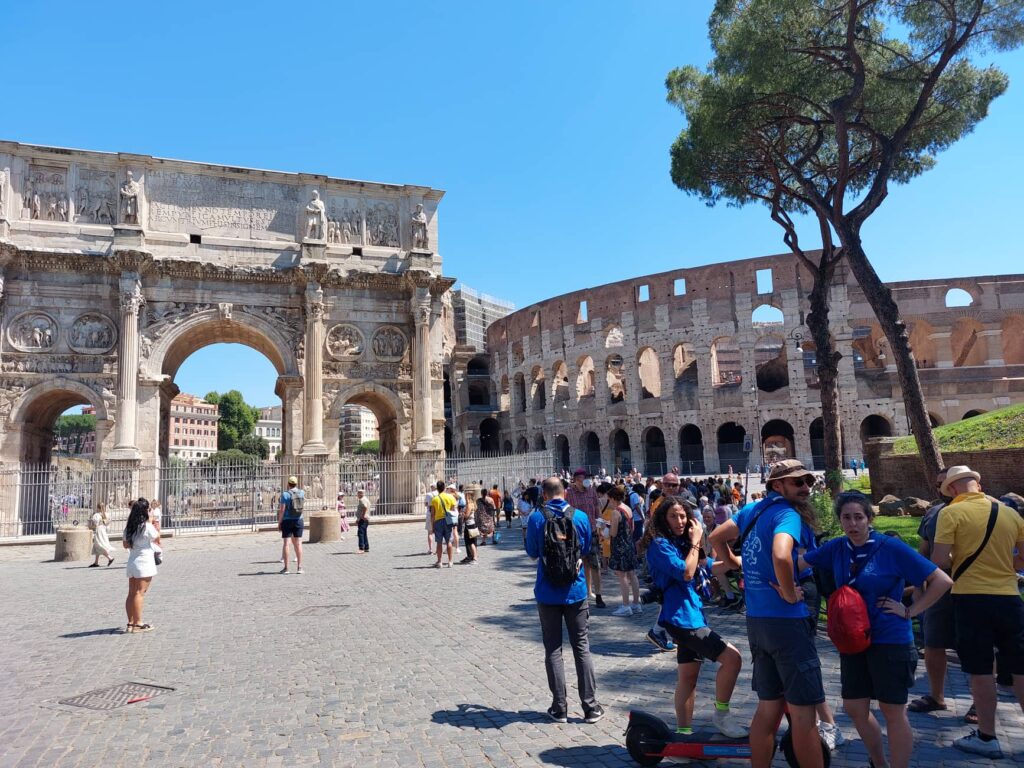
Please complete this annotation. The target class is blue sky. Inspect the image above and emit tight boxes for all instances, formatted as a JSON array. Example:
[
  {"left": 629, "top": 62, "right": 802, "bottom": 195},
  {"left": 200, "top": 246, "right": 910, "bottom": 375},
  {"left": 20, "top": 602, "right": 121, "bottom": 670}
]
[{"left": 13, "top": 1, "right": 1021, "bottom": 408}]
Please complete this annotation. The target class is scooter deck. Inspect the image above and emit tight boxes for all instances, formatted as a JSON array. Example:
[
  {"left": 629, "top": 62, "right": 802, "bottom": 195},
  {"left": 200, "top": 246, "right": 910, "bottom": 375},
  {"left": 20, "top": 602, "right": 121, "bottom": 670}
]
[{"left": 631, "top": 728, "right": 752, "bottom": 759}]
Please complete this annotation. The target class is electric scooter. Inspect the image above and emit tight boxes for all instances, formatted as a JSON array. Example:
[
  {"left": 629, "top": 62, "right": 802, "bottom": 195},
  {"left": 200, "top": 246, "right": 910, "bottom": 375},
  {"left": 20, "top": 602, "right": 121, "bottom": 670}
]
[{"left": 625, "top": 709, "right": 830, "bottom": 767}]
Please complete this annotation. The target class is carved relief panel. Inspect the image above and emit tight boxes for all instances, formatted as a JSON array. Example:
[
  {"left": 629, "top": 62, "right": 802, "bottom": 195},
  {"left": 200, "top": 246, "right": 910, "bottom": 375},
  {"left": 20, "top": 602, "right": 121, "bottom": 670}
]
[
  {"left": 325, "top": 324, "right": 364, "bottom": 360},
  {"left": 326, "top": 196, "right": 364, "bottom": 245},
  {"left": 68, "top": 313, "right": 117, "bottom": 354},
  {"left": 75, "top": 169, "right": 118, "bottom": 224},
  {"left": 24, "top": 165, "right": 69, "bottom": 221},
  {"left": 371, "top": 326, "right": 407, "bottom": 361},
  {"left": 7, "top": 311, "right": 57, "bottom": 351},
  {"left": 366, "top": 201, "right": 400, "bottom": 247}
]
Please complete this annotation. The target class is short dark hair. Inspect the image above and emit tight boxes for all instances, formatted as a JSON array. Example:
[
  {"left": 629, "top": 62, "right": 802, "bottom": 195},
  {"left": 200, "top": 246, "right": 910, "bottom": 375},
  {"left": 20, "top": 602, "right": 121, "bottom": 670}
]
[
  {"left": 541, "top": 476, "right": 564, "bottom": 499},
  {"left": 436, "top": 480, "right": 445, "bottom": 492},
  {"left": 606, "top": 485, "right": 626, "bottom": 502},
  {"left": 834, "top": 491, "right": 874, "bottom": 520}
]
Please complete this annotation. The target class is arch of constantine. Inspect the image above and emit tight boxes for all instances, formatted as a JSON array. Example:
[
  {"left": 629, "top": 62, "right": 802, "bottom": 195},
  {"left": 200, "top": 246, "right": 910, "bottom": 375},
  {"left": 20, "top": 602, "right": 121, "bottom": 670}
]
[
  {"left": 0, "top": 141, "right": 450, "bottom": 534},
  {"left": 455, "top": 254, "right": 1024, "bottom": 474}
]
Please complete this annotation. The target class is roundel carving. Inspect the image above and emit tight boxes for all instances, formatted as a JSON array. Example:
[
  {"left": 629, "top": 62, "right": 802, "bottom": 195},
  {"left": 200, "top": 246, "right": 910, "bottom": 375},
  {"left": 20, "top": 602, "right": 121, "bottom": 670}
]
[
  {"left": 371, "top": 326, "right": 407, "bottom": 361},
  {"left": 8, "top": 311, "right": 58, "bottom": 352},
  {"left": 325, "top": 324, "right": 364, "bottom": 360},
  {"left": 68, "top": 312, "right": 117, "bottom": 354}
]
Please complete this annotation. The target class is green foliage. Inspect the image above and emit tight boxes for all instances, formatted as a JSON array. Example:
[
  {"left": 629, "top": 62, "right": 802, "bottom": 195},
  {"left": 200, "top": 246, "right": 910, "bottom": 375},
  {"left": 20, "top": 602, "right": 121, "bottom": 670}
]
[
  {"left": 54, "top": 413, "right": 97, "bottom": 454},
  {"left": 205, "top": 449, "right": 260, "bottom": 468},
  {"left": 205, "top": 390, "right": 259, "bottom": 450},
  {"left": 843, "top": 474, "right": 872, "bottom": 494},
  {"left": 354, "top": 439, "right": 380, "bottom": 455},
  {"left": 236, "top": 434, "right": 270, "bottom": 459},
  {"left": 873, "top": 516, "right": 921, "bottom": 550},
  {"left": 808, "top": 489, "right": 843, "bottom": 541},
  {"left": 891, "top": 404, "right": 1024, "bottom": 454}
]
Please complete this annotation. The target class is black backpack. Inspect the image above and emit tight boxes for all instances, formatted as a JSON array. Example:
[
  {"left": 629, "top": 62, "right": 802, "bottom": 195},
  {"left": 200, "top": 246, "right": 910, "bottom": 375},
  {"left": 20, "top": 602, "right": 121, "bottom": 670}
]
[{"left": 541, "top": 505, "right": 582, "bottom": 587}]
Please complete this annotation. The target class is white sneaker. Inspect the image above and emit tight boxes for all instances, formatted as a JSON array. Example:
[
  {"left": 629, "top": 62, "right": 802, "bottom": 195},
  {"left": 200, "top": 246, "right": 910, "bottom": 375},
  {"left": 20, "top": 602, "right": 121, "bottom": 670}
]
[
  {"left": 631, "top": 604, "right": 643, "bottom": 616},
  {"left": 612, "top": 605, "right": 634, "bottom": 617},
  {"left": 817, "top": 721, "right": 843, "bottom": 751},
  {"left": 953, "top": 730, "right": 1002, "bottom": 758},
  {"left": 712, "top": 709, "right": 749, "bottom": 739}
]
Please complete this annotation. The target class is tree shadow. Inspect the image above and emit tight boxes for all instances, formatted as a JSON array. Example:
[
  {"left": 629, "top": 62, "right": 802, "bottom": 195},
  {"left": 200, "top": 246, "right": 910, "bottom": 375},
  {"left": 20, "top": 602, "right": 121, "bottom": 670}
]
[
  {"left": 431, "top": 703, "right": 548, "bottom": 730},
  {"left": 536, "top": 744, "right": 632, "bottom": 766},
  {"left": 59, "top": 627, "right": 124, "bottom": 638}
]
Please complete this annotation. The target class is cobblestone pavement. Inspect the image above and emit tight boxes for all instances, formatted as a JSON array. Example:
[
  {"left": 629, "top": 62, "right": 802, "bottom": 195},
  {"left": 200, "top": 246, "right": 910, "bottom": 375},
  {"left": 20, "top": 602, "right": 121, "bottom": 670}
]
[{"left": 1, "top": 523, "right": 1020, "bottom": 767}]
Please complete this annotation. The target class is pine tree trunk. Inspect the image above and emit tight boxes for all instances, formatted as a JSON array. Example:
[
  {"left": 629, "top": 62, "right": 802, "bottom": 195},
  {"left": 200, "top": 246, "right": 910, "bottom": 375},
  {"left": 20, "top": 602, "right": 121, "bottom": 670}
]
[
  {"left": 838, "top": 229, "right": 944, "bottom": 484},
  {"left": 806, "top": 265, "right": 844, "bottom": 497}
]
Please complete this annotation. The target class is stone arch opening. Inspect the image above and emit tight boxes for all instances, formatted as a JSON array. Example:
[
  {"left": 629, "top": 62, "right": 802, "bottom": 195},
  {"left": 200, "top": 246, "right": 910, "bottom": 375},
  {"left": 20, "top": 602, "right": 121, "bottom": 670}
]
[
  {"left": 752, "top": 303, "right": 784, "bottom": 324},
  {"left": 928, "top": 412, "right": 943, "bottom": 428},
  {"left": 12, "top": 380, "right": 109, "bottom": 465},
  {"left": 513, "top": 373, "right": 527, "bottom": 413},
  {"left": 673, "top": 343, "right": 698, "bottom": 389},
  {"left": 467, "top": 355, "right": 490, "bottom": 376},
  {"left": 800, "top": 341, "right": 819, "bottom": 388},
  {"left": 679, "top": 424, "right": 705, "bottom": 474},
  {"left": 851, "top": 325, "right": 885, "bottom": 370},
  {"left": 534, "top": 432, "right": 547, "bottom": 451},
  {"left": 516, "top": 436, "right": 529, "bottom": 453},
  {"left": 637, "top": 347, "right": 661, "bottom": 399},
  {"left": 530, "top": 365, "right": 547, "bottom": 411},
  {"left": 502, "top": 439, "right": 513, "bottom": 454},
  {"left": 859, "top": 414, "right": 892, "bottom": 458},
  {"left": 444, "top": 424, "right": 453, "bottom": 454},
  {"left": 945, "top": 288, "right": 975, "bottom": 307},
  {"left": 643, "top": 426, "right": 667, "bottom": 476},
  {"left": 963, "top": 409, "right": 987, "bottom": 420},
  {"left": 907, "top": 320, "right": 937, "bottom": 369},
  {"left": 1002, "top": 315, "right": 1024, "bottom": 364},
  {"left": 611, "top": 429, "right": 632, "bottom": 472},
  {"left": 950, "top": 317, "right": 985, "bottom": 367},
  {"left": 717, "top": 422, "right": 747, "bottom": 473},
  {"left": 552, "top": 361, "right": 571, "bottom": 403},
  {"left": 554, "top": 434, "right": 570, "bottom": 471},
  {"left": 467, "top": 380, "right": 491, "bottom": 408},
  {"left": 711, "top": 337, "right": 742, "bottom": 386},
  {"left": 479, "top": 417, "right": 501, "bottom": 454},
  {"left": 575, "top": 355, "right": 595, "bottom": 400},
  {"left": 332, "top": 385, "right": 404, "bottom": 458},
  {"left": 606, "top": 354, "right": 626, "bottom": 403},
  {"left": 581, "top": 431, "right": 601, "bottom": 471},
  {"left": 499, "top": 375, "right": 510, "bottom": 412},
  {"left": 754, "top": 334, "right": 789, "bottom": 392},
  {"left": 761, "top": 419, "right": 795, "bottom": 463}
]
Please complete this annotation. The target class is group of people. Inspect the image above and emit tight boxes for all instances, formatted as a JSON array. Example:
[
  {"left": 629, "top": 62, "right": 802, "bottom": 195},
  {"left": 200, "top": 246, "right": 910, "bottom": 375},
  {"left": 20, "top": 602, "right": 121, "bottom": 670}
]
[
  {"left": 522, "top": 460, "right": 1024, "bottom": 767},
  {"left": 423, "top": 481, "right": 504, "bottom": 567}
]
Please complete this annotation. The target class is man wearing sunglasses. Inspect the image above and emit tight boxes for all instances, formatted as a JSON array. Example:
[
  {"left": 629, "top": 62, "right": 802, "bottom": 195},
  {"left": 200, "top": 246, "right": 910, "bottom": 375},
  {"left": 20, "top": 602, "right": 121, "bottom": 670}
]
[{"left": 709, "top": 459, "right": 824, "bottom": 768}]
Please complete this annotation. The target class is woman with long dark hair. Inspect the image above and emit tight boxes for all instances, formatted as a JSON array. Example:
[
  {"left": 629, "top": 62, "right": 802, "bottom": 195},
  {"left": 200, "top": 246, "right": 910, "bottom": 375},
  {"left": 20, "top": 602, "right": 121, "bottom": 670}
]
[
  {"left": 646, "top": 495, "right": 748, "bottom": 739},
  {"left": 123, "top": 498, "right": 160, "bottom": 633}
]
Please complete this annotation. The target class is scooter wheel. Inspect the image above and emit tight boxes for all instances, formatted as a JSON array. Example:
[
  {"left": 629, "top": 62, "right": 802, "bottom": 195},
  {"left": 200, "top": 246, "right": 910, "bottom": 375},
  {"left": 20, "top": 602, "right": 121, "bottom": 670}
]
[
  {"left": 625, "top": 724, "right": 665, "bottom": 766},
  {"left": 779, "top": 729, "right": 830, "bottom": 768}
]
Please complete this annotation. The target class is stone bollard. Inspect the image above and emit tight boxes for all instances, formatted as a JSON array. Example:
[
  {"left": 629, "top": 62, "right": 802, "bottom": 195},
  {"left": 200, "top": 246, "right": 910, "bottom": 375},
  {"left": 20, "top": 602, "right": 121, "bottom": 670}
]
[
  {"left": 54, "top": 526, "right": 93, "bottom": 562},
  {"left": 308, "top": 513, "right": 341, "bottom": 543}
]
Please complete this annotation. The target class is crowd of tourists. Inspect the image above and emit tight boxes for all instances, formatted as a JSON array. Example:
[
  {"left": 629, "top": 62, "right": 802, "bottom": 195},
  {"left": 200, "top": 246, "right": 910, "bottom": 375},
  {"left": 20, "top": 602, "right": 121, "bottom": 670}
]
[{"left": 518, "top": 461, "right": 1024, "bottom": 766}]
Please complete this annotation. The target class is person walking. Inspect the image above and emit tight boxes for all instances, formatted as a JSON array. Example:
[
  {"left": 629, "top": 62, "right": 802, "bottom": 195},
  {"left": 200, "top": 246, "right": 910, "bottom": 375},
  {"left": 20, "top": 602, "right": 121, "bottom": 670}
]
[
  {"left": 800, "top": 492, "right": 952, "bottom": 768},
  {"left": 931, "top": 465, "right": 1024, "bottom": 758},
  {"left": 461, "top": 491, "right": 483, "bottom": 564},
  {"left": 646, "top": 495, "right": 748, "bottom": 738},
  {"left": 430, "top": 481, "right": 457, "bottom": 568},
  {"left": 606, "top": 485, "right": 642, "bottom": 616},
  {"left": 526, "top": 476, "right": 604, "bottom": 724},
  {"left": 123, "top": 498, "right": 159, "bottom": 633},
  {"left": 565, "top": 469, "right": 604, "bottom": 608},
  {"left": 278, "top": 476, "right": 304, "bottom": 574},
  {"left": 503, "top": 490, "right": 515, "bottom": 529},
  {"left": 355, "top": 488, "right": 370, "bottom": 553},
  {"left": 709, "top": 460, "right": 825, "bottom": 768},
  {"left": 88, "top": 503, "right": 115, "bottom": 567}
]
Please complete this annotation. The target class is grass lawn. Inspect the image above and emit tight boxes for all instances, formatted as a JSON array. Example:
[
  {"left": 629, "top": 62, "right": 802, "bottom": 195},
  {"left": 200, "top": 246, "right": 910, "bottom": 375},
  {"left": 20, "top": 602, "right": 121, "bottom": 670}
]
[
  {"left": 891, "top": 403, "right": 1024, "bottom": 454},
  {"left": 872, "top": 515, "right": 921, "bottom": 549}
]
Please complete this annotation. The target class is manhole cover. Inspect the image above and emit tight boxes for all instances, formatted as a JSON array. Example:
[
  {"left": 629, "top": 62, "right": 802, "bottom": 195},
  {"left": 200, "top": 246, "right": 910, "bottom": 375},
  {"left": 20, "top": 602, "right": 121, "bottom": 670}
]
[
  {"left": 59, "top": 682, "right": 174, "bottom": 710},
  {"left": 290, "top": 604, "right": 350, "bottom": 616}
]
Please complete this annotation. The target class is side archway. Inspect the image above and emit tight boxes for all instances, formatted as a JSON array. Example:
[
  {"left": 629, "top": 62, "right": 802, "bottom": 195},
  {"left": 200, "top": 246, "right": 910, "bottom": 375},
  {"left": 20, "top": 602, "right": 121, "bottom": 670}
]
[
  {"left": 717, "top": 422, "right": 747, "bottom": 473},
  {"left": 679, "top": 424, "right": 705, "bottom": 474},
  {"left": 643, "top": 426, "right": 667, "bottom": 476}
]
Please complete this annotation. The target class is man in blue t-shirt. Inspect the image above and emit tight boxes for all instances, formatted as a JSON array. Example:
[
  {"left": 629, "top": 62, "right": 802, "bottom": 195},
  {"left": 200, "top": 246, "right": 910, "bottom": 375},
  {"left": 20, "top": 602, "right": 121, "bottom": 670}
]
[
  {"left": 278, "top": 476, "right": 305, "bottom": 575},
  {"left": 709, "top": 460, "right": 824, "bottom": 768},
  {"left": 526, "top": 476, "right": 604, "bottom": 725}
]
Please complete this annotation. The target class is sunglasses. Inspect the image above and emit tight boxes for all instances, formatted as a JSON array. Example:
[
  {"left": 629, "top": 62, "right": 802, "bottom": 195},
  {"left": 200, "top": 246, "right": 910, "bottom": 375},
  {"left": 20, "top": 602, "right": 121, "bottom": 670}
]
[
  {"left": 784, "top": 477, "right": 811, "bottom": 488},
  {"left": 664, "top": 482, "right": 680, "bottom": 488}
]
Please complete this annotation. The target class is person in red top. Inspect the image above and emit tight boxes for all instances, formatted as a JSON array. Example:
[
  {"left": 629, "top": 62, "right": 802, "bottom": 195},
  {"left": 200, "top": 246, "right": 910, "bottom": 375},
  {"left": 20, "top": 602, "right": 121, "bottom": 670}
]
[
  {"left": 565, "top": 468, "right": 604, "bottom": 608},
  {"left": 489, "top": 484, "right": 503, "bottom": 515}
]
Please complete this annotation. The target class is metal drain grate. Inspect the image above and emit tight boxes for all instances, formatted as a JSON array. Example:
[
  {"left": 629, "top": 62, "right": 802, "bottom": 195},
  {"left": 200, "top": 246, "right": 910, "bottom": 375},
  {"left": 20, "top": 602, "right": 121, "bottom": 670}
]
[
  {"left": 59, "top": 682, "right": 174, "bottom": 710},
  {"left": 290, "top": 604, "right": 350, "bottom": 616}
]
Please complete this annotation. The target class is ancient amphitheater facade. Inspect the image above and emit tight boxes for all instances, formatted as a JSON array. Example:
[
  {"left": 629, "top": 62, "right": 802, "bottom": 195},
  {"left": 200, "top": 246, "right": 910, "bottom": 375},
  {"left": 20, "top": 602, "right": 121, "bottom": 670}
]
[{"left": 448, "top": 254, "right": 1024, "bottom": 475}]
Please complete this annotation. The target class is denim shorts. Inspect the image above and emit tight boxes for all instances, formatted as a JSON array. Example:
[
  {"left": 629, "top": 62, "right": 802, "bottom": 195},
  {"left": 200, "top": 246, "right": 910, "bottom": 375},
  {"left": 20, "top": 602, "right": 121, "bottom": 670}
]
[
  {"left": 433, "top": 519, "right": 452, "bottom": 544},
  {"left": 746, "top": 616, "right": 825, "bottom": 706},
  {"left": 280, "top": 516, "right": 304, "bottom": 539}
]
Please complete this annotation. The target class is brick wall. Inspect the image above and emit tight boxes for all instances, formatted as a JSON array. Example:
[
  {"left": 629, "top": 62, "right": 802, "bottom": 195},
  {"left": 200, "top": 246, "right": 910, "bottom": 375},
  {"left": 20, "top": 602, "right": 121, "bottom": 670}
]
[{"left": 865, "top": 438, "right": 1024, "bottom": 500}]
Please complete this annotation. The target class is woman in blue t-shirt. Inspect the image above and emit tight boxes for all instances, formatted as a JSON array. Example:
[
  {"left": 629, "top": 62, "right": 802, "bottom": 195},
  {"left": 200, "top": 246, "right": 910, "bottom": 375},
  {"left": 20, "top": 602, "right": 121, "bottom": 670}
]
[
  {"left": 799, "top": 492, "right": 952, "bottom": 768},
  {"left": 646, "top": 496, "right": 749, "bottom": 739}
]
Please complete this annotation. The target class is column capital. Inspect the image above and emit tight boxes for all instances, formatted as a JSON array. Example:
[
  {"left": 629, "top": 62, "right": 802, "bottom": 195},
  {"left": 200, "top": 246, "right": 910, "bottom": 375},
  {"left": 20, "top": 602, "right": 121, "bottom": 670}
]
[{"left": 119, "top": 272, "right": 145, "bottom": 314}]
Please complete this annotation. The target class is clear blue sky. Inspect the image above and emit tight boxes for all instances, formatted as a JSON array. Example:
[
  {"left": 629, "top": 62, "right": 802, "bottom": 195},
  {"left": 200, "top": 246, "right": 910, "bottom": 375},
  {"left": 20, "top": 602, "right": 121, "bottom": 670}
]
[{"left": 14, "top": 1, "right": 1021, "bottom": 408}]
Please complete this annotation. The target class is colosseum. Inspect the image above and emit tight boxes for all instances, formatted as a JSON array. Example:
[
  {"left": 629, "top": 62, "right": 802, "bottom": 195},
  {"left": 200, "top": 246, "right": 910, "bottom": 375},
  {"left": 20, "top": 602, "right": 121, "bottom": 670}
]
[{"left": 446, "top": 252, "right": 1024, "bottom": 475}]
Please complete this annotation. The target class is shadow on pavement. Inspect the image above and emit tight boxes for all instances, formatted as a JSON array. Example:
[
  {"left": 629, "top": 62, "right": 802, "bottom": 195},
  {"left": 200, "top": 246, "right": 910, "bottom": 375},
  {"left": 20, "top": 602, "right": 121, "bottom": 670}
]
[
  {"left": 59, "top": 627, "right": 124, "bottom": 638},
  {"left": 536, "top": 744, "right": 631, "bottom": 766},
  {"left": 237, "top": 570, "right": 284, "bottom": 576},
  {"left": 431, "top": 702, "right": 547, "bottom": 729}
]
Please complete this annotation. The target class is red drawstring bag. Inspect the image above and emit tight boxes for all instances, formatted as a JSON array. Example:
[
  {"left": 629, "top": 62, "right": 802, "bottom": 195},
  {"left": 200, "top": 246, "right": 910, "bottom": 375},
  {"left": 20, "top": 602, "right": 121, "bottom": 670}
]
[{"left": 826, "top": 539, "right": 887, "bottom": 655}]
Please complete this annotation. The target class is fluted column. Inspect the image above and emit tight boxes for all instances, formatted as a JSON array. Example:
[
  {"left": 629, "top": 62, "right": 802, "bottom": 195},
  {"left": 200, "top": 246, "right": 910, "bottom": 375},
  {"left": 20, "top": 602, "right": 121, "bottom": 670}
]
[
  {"left": 300, "top": 282, "right": 328, "bottom": 455},
  {"left": 112, "top": 273, "right": 144, "bottom": 458},
  {"left": 412, "top": 287, "right": 435, "bottom": 450}
]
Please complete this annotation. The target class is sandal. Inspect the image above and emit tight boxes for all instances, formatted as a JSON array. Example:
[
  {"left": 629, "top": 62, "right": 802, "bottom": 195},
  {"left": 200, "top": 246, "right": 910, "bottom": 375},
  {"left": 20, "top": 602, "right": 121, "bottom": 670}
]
[
  {"left": 963, "top": 703, "right": 978, "bottom": 724},
  {"left": 133, "top": 623, "right": 154, "bottom": 633},
  {"left": 907, "top": 694, "right": 947, "bottom": 713}
]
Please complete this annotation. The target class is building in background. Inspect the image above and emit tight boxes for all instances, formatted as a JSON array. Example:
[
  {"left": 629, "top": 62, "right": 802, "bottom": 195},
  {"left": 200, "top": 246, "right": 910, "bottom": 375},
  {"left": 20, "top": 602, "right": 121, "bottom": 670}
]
[
  {"left": 52, "top": 405, "right": 97, "bottom": 457},
  {"left": 254, "top": 405, "right": 283, "bottom": 458},
  {"left": 340, "top": 405, "right": 379, "bottom": 453},
  {"left": 451, "top": 285, "right": 514, "bottom": 351},
  {"left": 169, "top": 393, "right": 219, "bottom": 461}
]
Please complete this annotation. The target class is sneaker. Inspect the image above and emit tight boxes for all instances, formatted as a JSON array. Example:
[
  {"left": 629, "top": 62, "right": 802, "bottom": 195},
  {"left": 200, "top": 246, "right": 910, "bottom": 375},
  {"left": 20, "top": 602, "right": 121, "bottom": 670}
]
[
  {"left": 460, "top": 556, "right": 472, "bottom": 564},
  {"left": 612, "top": 605, "right": 634, "bottom": 617},
  {"left": 952, "top": 730, "right": 1003, "bottom": 758},
  {"left": 444, "top": 562, "right": 452, "bottom": 568},
  {"left": 546, "top": 706, "right": 568, "bottom": 723},
  {"left": 817, "top": 721, "right": 844, "bottom": 751},
  {"left": 646, "top": 629, "right": 674, "bottom": 652},
  {"left": 583, "top": 705, "right": 605, "bottom": 724},
  {"left": 296, "top": 567, "right": 304, "bottom": 575},
  {"left": 712, "top": 709, "right": 749, "bottom": 739},
  {"left": 279, "top": 567, "right": 289, "bottom": 574},
  {"left": 594, "top": 596, "right": 606, "bottom": 609},
  {"left": 632, "top": 604, "right": 643, "bottom": 616}
]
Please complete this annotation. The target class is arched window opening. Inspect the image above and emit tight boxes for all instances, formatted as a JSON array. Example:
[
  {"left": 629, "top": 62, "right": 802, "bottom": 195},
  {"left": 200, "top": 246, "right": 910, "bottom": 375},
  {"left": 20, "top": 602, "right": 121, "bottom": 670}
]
[
  {"left": 944, "top": 288, "right": 974, "bottom": 308},
  {"left": 575, "top": 356, "right": 595, "bottom": 400},
  {"left": 552, "top": 361, "right": 571, "bottom": 402},
  {"left": 637, "top": 347, "right": 661, "bottom": 399},
  {"left": 673, "top": 343, "right": 698, "bottom": 388},
  {"left": 761, "top": 419, "right": 795, "bottom": 463},
  {"left": 950, "top": 317, "right": 985, "bottom": 367},
  {"left": 711, "top": 337, "right": 742, "bottom": 386},
  {"left": 611, "top": 429, "right": 632, "bottom": 473},
  {"left": 752, "top": 303, "right": 784, "bottom": 325},
  {"left": 716, "top": 422, "right": 747, "bottom": 473},
  {"left": 606, "top": 354, "right": 626, "bottom": 403},
  {"left": 754, "top": 335, "right": 789, "bottom": 392},
  {"left": 679, "top": 424, "right": 705, "bottom": 474},
  {"left": 643, "top": 427, "right": 667, "bottom": 476},
  {"left": 479, "top": 418, "right": 501, "bottom": 454}
]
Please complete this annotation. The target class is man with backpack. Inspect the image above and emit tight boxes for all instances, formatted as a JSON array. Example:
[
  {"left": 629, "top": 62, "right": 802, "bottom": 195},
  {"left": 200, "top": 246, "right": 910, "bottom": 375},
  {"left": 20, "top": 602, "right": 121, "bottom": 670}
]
[
  {"left": 525, "top": 476, "right": 604, "bottom": 724},
  {"left": 430, "top": 481, "right": 458, "bottom": 569},
  {"left": 278, "top": 475, "right": 305, "bottom": 575},
  {"left": 931, "top": 465, "right": 1024, "bottom": 758},
  {"left": 708, "top": 460, "right": 824, "bottom": 768}
]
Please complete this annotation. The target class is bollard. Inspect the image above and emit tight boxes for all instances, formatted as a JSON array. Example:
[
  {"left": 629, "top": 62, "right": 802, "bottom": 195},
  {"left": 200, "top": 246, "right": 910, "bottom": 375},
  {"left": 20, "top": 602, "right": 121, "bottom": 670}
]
[
  {"left": 54, "top": 526, "right": 93, "bottom": 562},
  {"left": 308, "top": 513, "right": 341, "bottom": 543}
]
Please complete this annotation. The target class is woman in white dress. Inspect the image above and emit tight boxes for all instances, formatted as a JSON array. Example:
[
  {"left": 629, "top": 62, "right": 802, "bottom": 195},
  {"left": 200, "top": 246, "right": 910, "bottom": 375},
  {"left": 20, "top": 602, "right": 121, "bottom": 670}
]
[
  {"left": 123, "top": 498, "right": 160, "bottom": 633},
  {"left": 88, "top": 503, "right": 115, "bottom": 567}
]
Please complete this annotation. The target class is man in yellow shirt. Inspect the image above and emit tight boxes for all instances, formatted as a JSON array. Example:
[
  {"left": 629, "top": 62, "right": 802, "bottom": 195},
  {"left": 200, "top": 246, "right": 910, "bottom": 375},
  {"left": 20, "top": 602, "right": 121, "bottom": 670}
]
[
  {"left": 932, "top": 465, "right": 1024, "bottom": 759},
  {"left": 429, "top": 480, "right": 458, "bottom": 568}
]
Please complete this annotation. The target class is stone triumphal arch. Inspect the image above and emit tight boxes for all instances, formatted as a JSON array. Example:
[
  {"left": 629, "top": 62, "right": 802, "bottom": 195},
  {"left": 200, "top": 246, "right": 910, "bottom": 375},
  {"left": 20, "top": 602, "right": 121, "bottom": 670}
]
[{"left": 0, "top": 141, "right": 451, "bottom": 530}]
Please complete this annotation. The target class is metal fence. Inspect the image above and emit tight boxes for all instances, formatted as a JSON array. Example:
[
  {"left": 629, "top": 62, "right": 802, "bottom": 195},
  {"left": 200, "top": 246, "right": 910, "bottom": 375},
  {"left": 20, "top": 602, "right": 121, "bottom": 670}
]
[{"left": 0, "top": 450, "right": 555, "bottom": 541}]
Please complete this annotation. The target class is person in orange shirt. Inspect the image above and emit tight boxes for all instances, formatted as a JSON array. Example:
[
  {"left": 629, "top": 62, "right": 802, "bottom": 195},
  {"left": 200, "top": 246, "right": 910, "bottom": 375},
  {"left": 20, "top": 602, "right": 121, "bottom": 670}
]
[{"left": 489, "top": 484, "right": 503, "bottom": 515}]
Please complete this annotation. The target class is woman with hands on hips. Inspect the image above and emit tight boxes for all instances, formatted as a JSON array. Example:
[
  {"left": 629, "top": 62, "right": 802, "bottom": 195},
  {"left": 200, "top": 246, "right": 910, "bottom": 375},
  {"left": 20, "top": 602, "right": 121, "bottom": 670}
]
[{"left": 796, "top": 491, "right": 952, "bottom": 768}]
